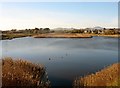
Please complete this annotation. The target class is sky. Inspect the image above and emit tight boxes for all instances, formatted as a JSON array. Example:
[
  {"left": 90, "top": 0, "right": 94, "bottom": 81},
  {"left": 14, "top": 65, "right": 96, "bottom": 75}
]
[{"left": 0, "top": 2, "right": 118, "bottom": 30}]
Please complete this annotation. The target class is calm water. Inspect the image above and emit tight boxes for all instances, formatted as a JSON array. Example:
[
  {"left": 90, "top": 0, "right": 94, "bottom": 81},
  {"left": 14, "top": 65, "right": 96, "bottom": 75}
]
[{"left": 1, "top": 37, "right": 118, "bottom": 87}]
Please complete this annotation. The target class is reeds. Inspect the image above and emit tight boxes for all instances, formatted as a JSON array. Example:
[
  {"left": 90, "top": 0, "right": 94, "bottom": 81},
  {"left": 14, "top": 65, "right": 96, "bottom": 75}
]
[
  {"left": 73, "top": 63, "right": 119, "bottom": 87},
  {"left": 2, "top": 57, "right": 50, "bottom": 88}
]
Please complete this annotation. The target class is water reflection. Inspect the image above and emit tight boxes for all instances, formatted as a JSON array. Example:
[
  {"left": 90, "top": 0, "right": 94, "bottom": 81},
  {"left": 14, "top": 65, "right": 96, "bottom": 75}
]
[{"left": 0, "top": 37, "right": 118, "bottom": 87}]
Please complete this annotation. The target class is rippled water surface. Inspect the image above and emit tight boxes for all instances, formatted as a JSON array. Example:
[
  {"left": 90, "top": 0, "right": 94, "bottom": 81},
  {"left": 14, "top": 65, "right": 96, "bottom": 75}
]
[{"left": 1, "top": 37, "right": 118, "bottom": 87}]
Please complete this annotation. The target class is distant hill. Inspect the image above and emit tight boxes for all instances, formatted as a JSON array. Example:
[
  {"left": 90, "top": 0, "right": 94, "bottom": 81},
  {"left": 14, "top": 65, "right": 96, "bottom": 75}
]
[
  {"left": 93, "top": 26, "right": 104, "bottom": 30},
  {"left": 53, "top": 27, "right": 75, "bottom": 30}
]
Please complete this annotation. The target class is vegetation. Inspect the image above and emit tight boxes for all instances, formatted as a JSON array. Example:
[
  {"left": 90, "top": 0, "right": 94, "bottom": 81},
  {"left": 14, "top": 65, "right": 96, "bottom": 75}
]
[
  {"left": 2, "top": 34, "right": 32, "bottom": 40},
  {"left": 33, "top": 33, "right": 93, "bottom": 38},
  {"left": 1, "top": 27, "right": 119, "bottom": 40},
  {"left": 2, "top": 57, "right": 50, "bottom": 88},
  {"left": 1, "top": 28, "right": 51, "bottom": 40},
  {"left": 1, "top": 57, "right": 119, "bottom": 88},
  {"left": 73, "top": 63, "right": 120, "bottom": 87}
]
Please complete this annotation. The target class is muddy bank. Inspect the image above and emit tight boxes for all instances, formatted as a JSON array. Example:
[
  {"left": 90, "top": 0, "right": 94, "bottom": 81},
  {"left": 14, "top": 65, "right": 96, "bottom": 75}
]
[{"left": 2, "top": 57, "right": 50, "bottom": 88}]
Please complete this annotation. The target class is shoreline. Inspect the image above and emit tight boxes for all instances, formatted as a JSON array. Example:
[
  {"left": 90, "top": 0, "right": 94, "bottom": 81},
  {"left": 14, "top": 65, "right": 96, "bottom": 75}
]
[
  {"left": 33, "top": 33, "right": 93, "bottom": 38},
  {"left": 93, "top": 34, "right": 119, "bottom": 38},
  {"left": 1, "top": 33, "right": 119, "bottom": 40},
  {"left": 74, "top": 63, "right": 119, "bottom": 87},
  {"left": 1, "top": 34, "right": 32, "bottom": 40}
]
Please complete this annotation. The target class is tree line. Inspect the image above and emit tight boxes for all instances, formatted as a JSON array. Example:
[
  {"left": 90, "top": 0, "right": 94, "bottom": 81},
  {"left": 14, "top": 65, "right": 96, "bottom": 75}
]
[{"left": 1, "top": 27, "right": 120, "bottom": 35}]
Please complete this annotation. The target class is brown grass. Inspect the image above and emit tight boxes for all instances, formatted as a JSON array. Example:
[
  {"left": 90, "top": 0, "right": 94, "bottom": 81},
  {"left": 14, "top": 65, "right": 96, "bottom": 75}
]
[
  {"left": 33, "top": 33, "right": 93, "bottom": 38},
  {"left": 33, "top": 33, "right": 119, "bottom": 38},
  {"left": 2, "top": 57, "right": 50, "bottom": 88},
  {"left": 73, "top": 63, "right": 120, "bottom": 87}
]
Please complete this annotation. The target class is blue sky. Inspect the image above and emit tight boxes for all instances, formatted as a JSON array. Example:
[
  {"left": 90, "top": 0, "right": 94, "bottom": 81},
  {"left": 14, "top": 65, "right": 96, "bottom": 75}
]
[{"left": 0, "top": 2, "right": 118, "bottom": 30}]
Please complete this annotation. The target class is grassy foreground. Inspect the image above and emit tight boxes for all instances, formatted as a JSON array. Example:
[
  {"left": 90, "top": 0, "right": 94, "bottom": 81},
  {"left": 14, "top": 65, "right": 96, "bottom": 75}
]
[
  {"left": 2, "top": 57, "right": 50, "bottom": 88},
  {"left": 73, "top": 63, "right": 120, "bottom": 87}
]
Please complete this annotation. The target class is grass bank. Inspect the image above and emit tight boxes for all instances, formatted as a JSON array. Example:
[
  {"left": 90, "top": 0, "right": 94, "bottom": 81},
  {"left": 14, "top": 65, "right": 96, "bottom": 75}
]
[
  {"left": 2, "top": 57, "right": 50, "bottom": 88},
  {"left": 74, "top": 63, "right": 120, "bottom": 87},
  {"left": 2, "top": 34, "right": 32, "bottom": 40},
  {"left": 33, "top": 33, "right": 93, "bottom": 38},
  {"left": 2, "top": 33, "right": 119, "bottom": 40}
]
